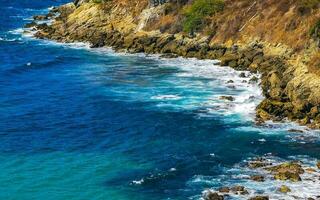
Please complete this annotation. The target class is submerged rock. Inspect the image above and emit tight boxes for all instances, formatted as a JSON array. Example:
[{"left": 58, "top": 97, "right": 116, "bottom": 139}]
[
  {"left": 278, "top": 185, "right": 291, "bottom": 193},
  {"left": 219, "top": 96, "right": 235, "bottom": 101},
  {"left": 250, "top": 175, "right": 265, "bottom": 182},
  {"left": 288, "top": 129, "right": 304, "bottom": 133}
]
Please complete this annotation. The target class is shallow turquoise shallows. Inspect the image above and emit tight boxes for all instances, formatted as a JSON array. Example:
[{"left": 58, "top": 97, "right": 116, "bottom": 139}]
[{"left": 0, "top": 1, "right": 319, "bottom": 200}]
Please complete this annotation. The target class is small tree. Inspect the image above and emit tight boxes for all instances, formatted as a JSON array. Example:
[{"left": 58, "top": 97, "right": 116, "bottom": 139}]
[{"left": 183, "top": 0, "right": 224, "bottom": 34}]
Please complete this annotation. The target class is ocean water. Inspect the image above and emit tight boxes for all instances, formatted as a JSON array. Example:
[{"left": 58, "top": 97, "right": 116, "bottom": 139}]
[{"left": 0, "top": 1, "right": 320, "bottom": 200}]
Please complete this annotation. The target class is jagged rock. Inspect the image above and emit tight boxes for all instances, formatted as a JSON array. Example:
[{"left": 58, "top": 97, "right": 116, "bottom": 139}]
[
  {"left": 33, "top": 15, "right": 47, "bottom": 20},
  {"left": 249, "top": 196, "right": 269, "bottom": 200},
  {"left": 218, "top": 187, "right": 230, "bottom": 193},
  {"left": 219, "top": 96, "right": 235, "bottom": 101},
  {"left": 239, "top": 72, "right": 246, "bottom": 78},
  {"left": 220, "top": 53, "right": 239, "bottom": 67},
  {"left": 249, "top": 76, "right": 259, "bottom": 83},
  {"left": 278, "top": 185, "right": 291, "bottom": 193},
  {"left": 203, "top": 191, "right": 224, "bottom": 200},
  {"left": 24, "top": 22, "right": 37, "bottom": 28},
  {"left": 248, "top": 158, "right": 272, "bottom": 168},
  {"left": 250, "top": 175, "right": 265, "bottom": 182},
  {"left": 231, "top": 186, "right": 249, "bottom": 195},
  {"left": 266, "top": 162, "right": 304, "bottom": 182}
]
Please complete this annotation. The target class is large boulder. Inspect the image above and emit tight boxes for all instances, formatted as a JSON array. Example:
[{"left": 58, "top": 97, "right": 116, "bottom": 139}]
[
  {"left": 265, "top": 162, "right": 304, "bottom": 182},
  {"left": 203, "top": 191, "right": 224, "bottom": 200}
]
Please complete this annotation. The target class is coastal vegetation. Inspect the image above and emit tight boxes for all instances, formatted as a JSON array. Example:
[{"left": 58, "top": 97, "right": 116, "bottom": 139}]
[{"left": 182, "top": 0, "right": 224, "bottom": 33}]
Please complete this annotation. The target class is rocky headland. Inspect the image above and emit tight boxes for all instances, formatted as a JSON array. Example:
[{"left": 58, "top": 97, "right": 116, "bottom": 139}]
[{"left": 26, "top": 0, "right": 320, "bottom": 129}]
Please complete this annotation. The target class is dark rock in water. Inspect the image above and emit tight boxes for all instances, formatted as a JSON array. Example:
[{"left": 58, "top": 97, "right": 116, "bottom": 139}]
[
  {"left": 160, "top": 53, "right": 178, "bottom": 58},
  {"left": 24, "top": 22, "right": 37, "bottom": 28},
  {"left": 33, "top": 15, "right": 48, "bottom": 20},
  {"left": 239, "top": 72, "right": 246, "bottom": 78},
  {"left": 203, "top": 191, "right": 224, "bottom": 200},
  {"left": 249, "top": 76, "right": 259, "bottom": 83},
  {"left": 227, "top": 85, "right": 236, "bottom": 89},
  {"left": 231, "top": 185, "right": 248, "bottom": 195},
  {"left": 219, "top": 96, "right": 235, "bottom": 101},
  {"left": 250, "top": 175, "right": 265, "bottom": 182},
  {"left": 248, "top": 157, "right": 272, "bottom": 168},
  {"left": 249, "top": 196, "right": 269, "bottom": 200},
  {"left": 218, "top": 187, "right": 230, "bottom": 193},
  {"left": 288, "top": 129, "right": 304, "bottom": 133},
  {"left": 226, "top": 80, "right": 234, "bottom": 83},
  {"left": 278, "top": 185, "right": 291, "bottom": 193},
  {"left": 265, "top": 162, "right": 304, "bottom": 182}
]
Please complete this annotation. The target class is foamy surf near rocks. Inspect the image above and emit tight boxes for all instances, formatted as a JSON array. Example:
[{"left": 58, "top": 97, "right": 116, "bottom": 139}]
[{"left": 29, "top": 0, "right": 320, "bottom": 129}]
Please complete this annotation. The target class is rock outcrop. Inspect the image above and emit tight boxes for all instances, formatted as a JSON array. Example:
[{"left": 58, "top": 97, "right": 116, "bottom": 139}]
[{"left": 28, "top": 0, "right": 320, "bottom": 129}]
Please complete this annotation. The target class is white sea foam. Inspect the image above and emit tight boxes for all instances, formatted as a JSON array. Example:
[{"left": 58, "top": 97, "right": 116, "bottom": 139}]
[
  {"left": 196, "top": 155, "right": 320, "bottom": 200},
  {"left": 151, "top": 95, "right": 182, "bottom": 100},
  {"left": 132, "top": 178, "right": 144, "bottom": 185},
  {"left": 14, "top": 27, "right": 320, "bottom": 137}
]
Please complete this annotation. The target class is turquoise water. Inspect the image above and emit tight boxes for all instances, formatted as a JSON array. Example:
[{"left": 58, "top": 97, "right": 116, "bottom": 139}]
[{"left": 0, "top": 1, "right": 320, "bottom": 199}]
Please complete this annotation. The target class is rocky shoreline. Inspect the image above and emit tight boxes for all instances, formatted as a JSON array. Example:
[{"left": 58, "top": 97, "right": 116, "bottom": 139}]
[
  {"left": 202, "top": 157, "right": 320, "bottom": 200},
  {"left": 23, "top": 1, "right": 320, "bottom": 199},
  {"left": 24, "top": 1, "right": 320, "bottom": 130}
]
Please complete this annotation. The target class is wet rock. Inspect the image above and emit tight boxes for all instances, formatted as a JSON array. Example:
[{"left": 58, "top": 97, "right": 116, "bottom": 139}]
[
  {"left": 231, "top": 185, "right": 249, "bottom": 195},
  {"left": 226, "top": 80, "right": 234, "bottom": 84},
  {"left": 160, "top": 53, "right": 178, "bottom": 58},
  {"left": 266, "top": 162, "right": 304, "bottom": 182},
  {"left": 317, "top": 161, "right": 320, "bottom": 169},
  {"left": 278, "top": 185, "right": 291, "bottom": 193},
  {"left": 250, "top": 175, "right": 265, "bottom": 182},
  {"left": 249, "top": 196, "right": 269, "bottom": 200},
  {"left": 248, "top": 158, "right": 272, "bottom": 168},
  {"left": 33, "top": 15, "right": 47, "bottom": 20},
  {"left": 24, "top": 21, "right": 37, "bottom": 28},
  {"left": 249, "top": 76, "right": 259, "bottom": 83},
  {"left": 203, "top": 191, "right": 224, "bottom": 200},
  {"left": 219, "top": 96, "right": 235, "bottom": 101},
  {"left": 239, "top": 72, "right": 246, "bottom": 78},
  {"left": 305, "top": 168, "right": 316, "bottom": 173},
  {"left": 288, "top": 129, "right": 304, "bottom": 133},
  {"left": 218, "top": 187, "right": 230, "bottom": 193}
]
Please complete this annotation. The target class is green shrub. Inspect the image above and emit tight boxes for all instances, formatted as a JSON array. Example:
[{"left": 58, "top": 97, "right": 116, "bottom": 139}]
[
  {"left": 92, "top": 0, "right": 104, "bottom": 3},
  {"left": 299, "top": 0, "right": 320, "bottom": 9},
  {"left": 310, "top": 19, "right": 320, "bottom": 39},
  {"left": 183, "top": 0, "right": 224, "bottom": 33}
]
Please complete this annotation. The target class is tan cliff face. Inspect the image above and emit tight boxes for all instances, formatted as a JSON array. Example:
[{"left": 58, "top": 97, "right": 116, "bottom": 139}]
[{"left": 31, "top": 0, "right": 320, "bottom": 128}]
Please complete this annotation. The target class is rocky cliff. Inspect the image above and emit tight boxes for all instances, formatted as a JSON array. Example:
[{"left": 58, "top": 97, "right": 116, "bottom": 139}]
[{"left": 28, "top": 0, "right": 320, "bottom": 128}]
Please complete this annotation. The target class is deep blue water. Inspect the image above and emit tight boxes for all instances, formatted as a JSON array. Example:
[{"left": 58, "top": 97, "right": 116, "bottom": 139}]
[{"left": 0, "top": 1, "right": 320, "bottom": 199}]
